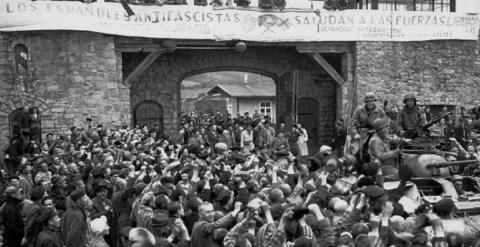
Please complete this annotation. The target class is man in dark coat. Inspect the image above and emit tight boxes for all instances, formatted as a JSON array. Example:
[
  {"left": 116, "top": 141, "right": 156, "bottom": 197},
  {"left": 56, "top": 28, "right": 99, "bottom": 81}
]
[
  {"left": 49, "top": 175, "right": 68, "bottom": 212},
  {"left": 0, "top": 185, "right": 25, "bottom": 247},
  {"left": 455, "top": 117, "right": 472, "bottom": 148},
  {"left": 60, "top": 190, "right": 88, "bottom": 247},
  {"left": 5, "top": 136, "right": 24, "bottom": 177},
  {"left": 35, "top": 209, "right": 62, "bottom": 247},
  {"left": 13, "top": 106, "right": 30, "bottom": 137},
  {"left": 190, "top": 202, "right": 242, "bottom": 247}
]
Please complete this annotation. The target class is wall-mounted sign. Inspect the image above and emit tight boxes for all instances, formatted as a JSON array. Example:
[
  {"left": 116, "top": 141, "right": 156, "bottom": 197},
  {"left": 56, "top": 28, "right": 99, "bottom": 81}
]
[{"left": 0, "top": 1, "right": 478, "bottom": 42}]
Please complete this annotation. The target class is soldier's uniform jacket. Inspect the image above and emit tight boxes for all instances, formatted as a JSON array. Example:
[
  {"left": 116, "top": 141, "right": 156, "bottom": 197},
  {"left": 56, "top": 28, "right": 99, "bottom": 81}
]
[
  {"left": 368, "top": 133, "right": 398, "bottom": 166},
  {"left": 396, "top": 105, "right": 425, "bottom": 133},
  {"left": 351, "top": 105, "right": 387, "bottom": 132}
]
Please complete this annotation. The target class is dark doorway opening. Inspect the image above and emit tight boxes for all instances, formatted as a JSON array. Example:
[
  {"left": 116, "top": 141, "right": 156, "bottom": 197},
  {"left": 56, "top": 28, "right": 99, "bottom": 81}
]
[
  {"left": 298, "top": 97, "right": 319, "bottom": 152},
  {"left": 133, "top": 101, "right": 163, "bottom": 132}
]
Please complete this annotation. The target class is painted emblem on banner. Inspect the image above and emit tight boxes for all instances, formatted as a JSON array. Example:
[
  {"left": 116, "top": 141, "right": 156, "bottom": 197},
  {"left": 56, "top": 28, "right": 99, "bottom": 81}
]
[{"left": 242, "top": 14, "right": 291, "bottom": 34}]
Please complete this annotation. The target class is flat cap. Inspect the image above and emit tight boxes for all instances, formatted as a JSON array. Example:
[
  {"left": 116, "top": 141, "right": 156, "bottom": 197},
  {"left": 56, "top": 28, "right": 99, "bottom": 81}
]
[{"left": 362, "top": 185, "right": 385, "bottom": 199}]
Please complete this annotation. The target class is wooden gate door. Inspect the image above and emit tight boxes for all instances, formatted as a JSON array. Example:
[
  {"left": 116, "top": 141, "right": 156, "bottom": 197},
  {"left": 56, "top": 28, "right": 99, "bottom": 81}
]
[
  {"left": 134, "top": 101, "right": 163, "bottom": 130},
  {"left": 298, "top": 97, "right": 318, "bottom": 153}
]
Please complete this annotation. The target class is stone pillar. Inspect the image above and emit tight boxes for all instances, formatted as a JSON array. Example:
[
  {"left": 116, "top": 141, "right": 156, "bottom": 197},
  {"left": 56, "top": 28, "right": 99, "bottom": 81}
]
[{"left": 0, "top": 31, "right": 131, "bottom": 150}]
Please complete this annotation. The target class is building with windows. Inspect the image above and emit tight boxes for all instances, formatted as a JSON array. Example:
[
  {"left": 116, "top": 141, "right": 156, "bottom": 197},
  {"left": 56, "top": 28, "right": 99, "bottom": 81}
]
[{"left": 190, "top": 84, "right": 276, "bottom": 122}]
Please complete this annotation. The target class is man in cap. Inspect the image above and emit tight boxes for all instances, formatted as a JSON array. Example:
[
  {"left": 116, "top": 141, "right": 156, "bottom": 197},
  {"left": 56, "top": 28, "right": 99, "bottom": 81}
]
[
  {"left": 351, "top": 92, "right": 387, "bottom": 160},
  {"left": 396, "top": 93, "right": 425, "bottom": 138},
  {"left": 60, "top": 190, "right": 89, "bottom": 247},
  {"left": 368, "top": 118, "right": 401, "bottom": 178},
  {"left": 1, "top": 185, "right": 25, "bottom": 247},
  {"left": 50, "top": 174, "right": 68, "bottom": 211},
  {"left": 451, "top": 175, "right": 469, "bottom": 200}
]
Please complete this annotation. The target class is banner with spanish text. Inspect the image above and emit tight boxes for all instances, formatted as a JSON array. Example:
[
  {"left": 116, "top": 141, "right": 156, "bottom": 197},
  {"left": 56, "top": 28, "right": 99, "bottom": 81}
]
[{"left": 0, "top": 1, "right": 478, "bottom": 42}]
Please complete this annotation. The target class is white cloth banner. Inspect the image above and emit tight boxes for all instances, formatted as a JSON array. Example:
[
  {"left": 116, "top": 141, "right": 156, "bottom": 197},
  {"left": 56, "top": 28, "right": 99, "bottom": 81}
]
[{"left": 0, "top": 1, "right": 479, "bottom": 42}]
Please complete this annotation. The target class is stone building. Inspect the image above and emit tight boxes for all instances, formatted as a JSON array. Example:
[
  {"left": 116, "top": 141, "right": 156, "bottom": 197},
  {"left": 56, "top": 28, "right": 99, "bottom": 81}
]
[{"left": 0, "top": 1, "right": 479, "bottom": 152}]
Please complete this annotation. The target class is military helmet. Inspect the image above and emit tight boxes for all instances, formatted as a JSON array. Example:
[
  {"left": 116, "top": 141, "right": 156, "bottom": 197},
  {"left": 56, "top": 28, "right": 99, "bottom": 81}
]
[
  {"left": 403, "top": 93, "right": 416, "bottom": 103},
  {"left": 373, "top": 118, "right": 388, "bottom": 130},
  {"left": 364, "top": 92, "right": 377, "bottom": 102}
]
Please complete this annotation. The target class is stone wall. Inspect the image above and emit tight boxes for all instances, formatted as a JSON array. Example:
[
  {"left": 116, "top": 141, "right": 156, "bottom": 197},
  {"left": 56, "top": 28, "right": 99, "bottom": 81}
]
[
  {"left": 355, "top": 39, "right": 480, "bottom": 117},
  {"left": 123, "top": 48, "right": 340, "bottom": 148},
  {"left": 0, "top": 31, "right": 130, "bottom": 151}
]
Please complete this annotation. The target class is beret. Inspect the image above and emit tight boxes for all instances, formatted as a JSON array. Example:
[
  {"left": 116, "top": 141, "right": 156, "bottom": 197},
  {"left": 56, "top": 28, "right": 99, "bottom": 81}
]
[
  {"left": 31, "top": 186, "right": 46, "bottom": 201},
  {"left": 362, "top": 185, "right": 385, "bottom": 199},
  {"left": 70, "top": 190, "right": 85, "bottom": 202}
]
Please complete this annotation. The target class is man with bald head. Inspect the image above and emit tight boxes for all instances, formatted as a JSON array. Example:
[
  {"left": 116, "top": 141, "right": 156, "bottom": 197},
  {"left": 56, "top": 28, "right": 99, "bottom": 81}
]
[{"left": 191, "top": 202, "right": 242, "bottom": 247}]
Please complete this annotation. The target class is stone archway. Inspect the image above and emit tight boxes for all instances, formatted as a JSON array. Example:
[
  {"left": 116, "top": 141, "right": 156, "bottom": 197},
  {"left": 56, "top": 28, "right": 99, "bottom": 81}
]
[
  {"left": 0, "top": 91, "right": 52, "bottom": 152},
  {"left": 122, "top": 47, "right": 341, "bottom": 146}
]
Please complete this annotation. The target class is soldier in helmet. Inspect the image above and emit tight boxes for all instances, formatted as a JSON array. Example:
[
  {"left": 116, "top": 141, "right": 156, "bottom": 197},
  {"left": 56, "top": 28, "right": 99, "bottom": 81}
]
[
  {"left": 351, "top": 92, "right": 387, "bottom": 161},
  {"left": 368, "top": 118, "right": 402, "bottom": 179},
  {"left": 396, "top": 93, "right": 425, "bottom": 138}
]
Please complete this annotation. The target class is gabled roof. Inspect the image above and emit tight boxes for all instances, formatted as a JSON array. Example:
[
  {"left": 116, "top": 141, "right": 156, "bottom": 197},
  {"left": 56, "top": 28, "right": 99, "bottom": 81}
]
[{"left": 207, "top": 84, "right": 275, "bottom": 98}]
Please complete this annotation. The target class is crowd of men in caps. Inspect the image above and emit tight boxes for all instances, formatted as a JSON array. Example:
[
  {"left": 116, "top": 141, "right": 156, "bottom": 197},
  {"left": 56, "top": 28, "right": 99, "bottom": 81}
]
[{"left": 2, "top": 92, "right": 480, "bottom": 247}]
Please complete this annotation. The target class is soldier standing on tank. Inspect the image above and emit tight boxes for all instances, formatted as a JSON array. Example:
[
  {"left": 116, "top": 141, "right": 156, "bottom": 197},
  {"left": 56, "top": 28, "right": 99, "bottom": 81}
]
[
  {"left": 396, "top": 93, "right": 425, "bottom": 139},
  {"left": 368, "top": 118, "right": 402, "bottom": 179},
  {"left": 351, "top": 92, "right": 387, "bottom": 162}
]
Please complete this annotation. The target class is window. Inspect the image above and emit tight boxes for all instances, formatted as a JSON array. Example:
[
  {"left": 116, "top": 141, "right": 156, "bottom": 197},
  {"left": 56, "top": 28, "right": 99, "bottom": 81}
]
[
  {"left": 259, "top": 101, "right": 272, "bottom": 116},
  {"left": 14, "top": 44, "right": 28, "bottom": 74}
]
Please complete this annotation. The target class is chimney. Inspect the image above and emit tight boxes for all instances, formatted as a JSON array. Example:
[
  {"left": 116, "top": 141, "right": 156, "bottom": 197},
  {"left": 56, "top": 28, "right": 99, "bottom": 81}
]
[{"left": 244, "top": 73, "right": 248, "bottom": 84}]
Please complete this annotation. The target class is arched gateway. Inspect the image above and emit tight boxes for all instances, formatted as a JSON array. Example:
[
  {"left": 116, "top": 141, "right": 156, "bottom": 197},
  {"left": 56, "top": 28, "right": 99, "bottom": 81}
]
[{"left": 119, "top": 39, "right": 353, "bottom": 150}]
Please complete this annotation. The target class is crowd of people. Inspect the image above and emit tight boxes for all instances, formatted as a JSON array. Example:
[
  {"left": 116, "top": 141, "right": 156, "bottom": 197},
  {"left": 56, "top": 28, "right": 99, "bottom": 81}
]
[{"left": 2, "top": 92, "right": 480, "bottom": 247}]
